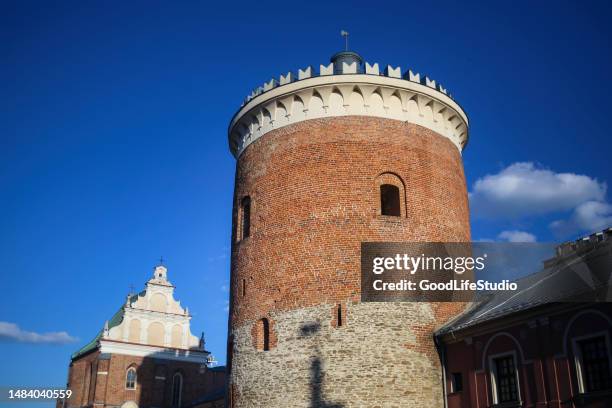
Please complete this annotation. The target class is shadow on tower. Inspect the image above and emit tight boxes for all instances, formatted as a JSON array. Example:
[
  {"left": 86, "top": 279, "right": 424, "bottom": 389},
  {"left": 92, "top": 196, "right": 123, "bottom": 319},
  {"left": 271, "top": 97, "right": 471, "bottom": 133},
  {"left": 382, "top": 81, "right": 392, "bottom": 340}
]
[{"left": 299, "top": 322, "right": 344, "bottom": 408}]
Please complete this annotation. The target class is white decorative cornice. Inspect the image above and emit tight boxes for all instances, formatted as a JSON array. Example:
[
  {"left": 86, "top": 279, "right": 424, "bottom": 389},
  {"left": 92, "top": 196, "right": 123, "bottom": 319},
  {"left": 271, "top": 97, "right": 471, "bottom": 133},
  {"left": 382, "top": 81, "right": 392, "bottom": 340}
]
[
  {"left": 99, "top": 339, "right": 209, "bottom": 363},
  {"left": 228, "top": 61, "right": 469, "bottom": 158}
]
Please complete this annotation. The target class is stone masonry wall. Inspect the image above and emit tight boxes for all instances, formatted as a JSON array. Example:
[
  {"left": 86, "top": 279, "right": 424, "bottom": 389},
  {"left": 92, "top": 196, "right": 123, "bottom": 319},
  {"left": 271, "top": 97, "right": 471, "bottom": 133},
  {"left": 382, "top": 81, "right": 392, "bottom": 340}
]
[{"left": 232, "top": 302, "right": 451, "bottom": 407}]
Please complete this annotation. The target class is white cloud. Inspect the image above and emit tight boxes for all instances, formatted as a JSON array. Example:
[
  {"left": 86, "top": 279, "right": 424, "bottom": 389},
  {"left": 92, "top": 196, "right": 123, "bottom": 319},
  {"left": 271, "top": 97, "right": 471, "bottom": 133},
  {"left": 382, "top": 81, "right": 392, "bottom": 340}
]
[
  {"left": 0, "top": 322, "right": 78, "bottom": 345},
  {"left": 550, "top": 201, "right": 612, "bottom": 236},
  {"left": 470, "top": 162, "right": 607, "bottom": 218},
  {"left": 497, "top": 230, "right": 537, "bottom": 243}
]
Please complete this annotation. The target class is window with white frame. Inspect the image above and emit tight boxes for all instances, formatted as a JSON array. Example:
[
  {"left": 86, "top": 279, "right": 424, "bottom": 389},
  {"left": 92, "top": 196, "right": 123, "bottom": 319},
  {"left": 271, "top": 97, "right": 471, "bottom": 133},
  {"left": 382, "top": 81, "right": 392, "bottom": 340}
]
[
  {"left": 494, "top": 356, "right": 519, "bottom": 402},
  {"left": 489, "top": 352, "right": 521, "bottom": 404},
  {"left": 578, "top": 335, "right": 612, "bottom": 392}
]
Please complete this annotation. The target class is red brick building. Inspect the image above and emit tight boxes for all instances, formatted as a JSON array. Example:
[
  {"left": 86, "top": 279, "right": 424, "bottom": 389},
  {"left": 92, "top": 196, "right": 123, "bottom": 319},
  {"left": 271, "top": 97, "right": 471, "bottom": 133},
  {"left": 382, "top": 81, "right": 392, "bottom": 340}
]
[
  {"left": 438, "top": 229, "right": 612, "bottom": 408},
  {"left": 59, "top": 264, "right": 225, "bottom": 408}
]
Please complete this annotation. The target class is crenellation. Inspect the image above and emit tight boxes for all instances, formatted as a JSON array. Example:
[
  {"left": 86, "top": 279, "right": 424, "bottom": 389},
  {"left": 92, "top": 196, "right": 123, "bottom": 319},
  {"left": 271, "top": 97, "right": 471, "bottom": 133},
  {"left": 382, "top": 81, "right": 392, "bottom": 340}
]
[
  {"left": 319, "top": 63, "right": 333, "bottom": 76},
  {"left": 298, "top": 66, "right": 313, "bottom": 80},
  {"left": 263, "top": 78, "right": 278, "bottom": 92},
  {"left": 279, "top": 72, "right": 294, "bottom": 85},
  {"left": 365, "top": 62, "right": 380, "bottom": 75},
  {"left": 384, "top": 64, "right": 402, "bottom": 78},
  {"left": 341, "top": 61, "right": 358, "bottom": 74},
  {"left": 239, "top": 59, "right": 456, "bottom": 117},
  {"left": 230, "top": 53, "right": 468, "bottom": 158},
  {"left": 406, "top": 69, "right": 420, "bottom": 83},
  {"left": 424, "top": 76, "right": 436, "bottom": 89}
]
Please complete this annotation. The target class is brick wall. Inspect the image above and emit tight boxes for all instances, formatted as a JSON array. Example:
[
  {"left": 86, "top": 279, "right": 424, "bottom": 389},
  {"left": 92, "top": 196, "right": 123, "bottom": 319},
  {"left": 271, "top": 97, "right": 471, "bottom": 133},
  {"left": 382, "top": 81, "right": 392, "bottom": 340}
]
[
  {"left": 64, "top": 352, "right": 225, "bottom": 408},
  {"left": 443, "top": 304, "right": 612, "bottom": 408},
  {"left": 228, "top": 116, "right": 471, "bottom": 407}
]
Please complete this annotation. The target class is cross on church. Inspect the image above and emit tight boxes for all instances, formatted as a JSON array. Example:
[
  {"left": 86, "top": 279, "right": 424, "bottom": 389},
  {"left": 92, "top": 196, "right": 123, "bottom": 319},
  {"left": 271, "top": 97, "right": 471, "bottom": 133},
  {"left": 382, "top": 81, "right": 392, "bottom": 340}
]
[{"left": 159, "top": 256, "right": 165, "bottom": 266}]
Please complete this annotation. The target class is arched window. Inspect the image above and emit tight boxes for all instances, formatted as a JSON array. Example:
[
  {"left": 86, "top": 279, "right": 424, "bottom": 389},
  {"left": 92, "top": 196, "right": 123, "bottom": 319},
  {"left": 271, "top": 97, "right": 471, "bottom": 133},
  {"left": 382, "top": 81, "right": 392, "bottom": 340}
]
[
  {"left": 375, "top": 173, "right": 406, "bottom": 218},
  {"left": 171, "top": 372, "right": 183, "bottom": 408},
  {"left": 380, "top": 184, "right": 400, "bottom": 216},
  {"left": 125, "top": 367, "right": 137, "bottom": 389},
  {"left": 240, "top": 196, "right": 251, "bottom": 240}
]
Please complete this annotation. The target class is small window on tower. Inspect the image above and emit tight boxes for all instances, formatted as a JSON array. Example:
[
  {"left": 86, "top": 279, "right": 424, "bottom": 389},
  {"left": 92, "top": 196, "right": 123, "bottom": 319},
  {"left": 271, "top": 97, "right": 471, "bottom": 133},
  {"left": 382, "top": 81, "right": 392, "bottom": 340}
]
[
  {"left": 380, "top": 184, "right": 401, "bottom": 216},
  {"left": 337, "top": 304, "right": 343, "bottom": 327},
  {"left": 239, "top": 196, "right": 251, "bottom": 240},
  {"left": 255, "top": 318, "right": 270, "bottom": 351}
]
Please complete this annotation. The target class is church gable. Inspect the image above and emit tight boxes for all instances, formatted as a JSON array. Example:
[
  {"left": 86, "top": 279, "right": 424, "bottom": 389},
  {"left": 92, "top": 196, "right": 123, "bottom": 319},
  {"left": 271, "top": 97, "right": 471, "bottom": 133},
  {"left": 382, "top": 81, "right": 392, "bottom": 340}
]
[{"left": 76, "top": 263, "right": 202, "bottom": 355}]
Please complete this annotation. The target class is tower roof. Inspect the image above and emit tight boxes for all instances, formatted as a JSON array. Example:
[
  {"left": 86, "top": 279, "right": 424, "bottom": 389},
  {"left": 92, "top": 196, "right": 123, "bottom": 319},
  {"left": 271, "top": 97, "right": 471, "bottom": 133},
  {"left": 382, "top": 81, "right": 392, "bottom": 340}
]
[{"left": 330, "top": 50, "right": 364, "bottom": 74}]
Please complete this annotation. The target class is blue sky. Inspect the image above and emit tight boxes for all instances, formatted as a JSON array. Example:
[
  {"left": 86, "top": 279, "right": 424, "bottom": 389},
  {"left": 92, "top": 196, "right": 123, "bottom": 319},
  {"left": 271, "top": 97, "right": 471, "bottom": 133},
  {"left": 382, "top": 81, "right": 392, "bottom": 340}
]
[{"left": 1, "top": 0, "right": 612, "bottom": 397}]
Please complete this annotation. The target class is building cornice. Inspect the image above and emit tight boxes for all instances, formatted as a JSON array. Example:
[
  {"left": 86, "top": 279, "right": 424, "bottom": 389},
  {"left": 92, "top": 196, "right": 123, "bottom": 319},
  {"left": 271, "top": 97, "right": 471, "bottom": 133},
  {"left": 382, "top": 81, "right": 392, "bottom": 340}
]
[
  {"left": 228, "top": 62, "right": 469, "bottom": 158},
  {"left": 99, "top": 339, "right": 209, "bottom": 363}
]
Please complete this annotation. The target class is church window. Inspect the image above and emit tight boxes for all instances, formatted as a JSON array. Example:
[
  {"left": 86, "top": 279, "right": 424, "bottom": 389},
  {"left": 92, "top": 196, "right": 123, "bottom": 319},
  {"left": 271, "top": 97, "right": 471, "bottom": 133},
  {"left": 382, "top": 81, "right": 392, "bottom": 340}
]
[
  {"left": 171, "top": 372, "right": 183, "bottom": 407},
  {"left": 337, "top": 304, "right": 343, "bottom": 327},
  {"left": 126, "top": 367, "right": 137, "bottom": 389}
]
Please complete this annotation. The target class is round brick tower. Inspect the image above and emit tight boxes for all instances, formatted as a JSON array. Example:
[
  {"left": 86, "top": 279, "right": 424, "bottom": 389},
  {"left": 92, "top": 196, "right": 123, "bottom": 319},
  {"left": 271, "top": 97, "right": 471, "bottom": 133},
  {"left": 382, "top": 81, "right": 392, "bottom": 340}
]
[{"left": 226, "top": 51, "right": 470, "bottom": 407}]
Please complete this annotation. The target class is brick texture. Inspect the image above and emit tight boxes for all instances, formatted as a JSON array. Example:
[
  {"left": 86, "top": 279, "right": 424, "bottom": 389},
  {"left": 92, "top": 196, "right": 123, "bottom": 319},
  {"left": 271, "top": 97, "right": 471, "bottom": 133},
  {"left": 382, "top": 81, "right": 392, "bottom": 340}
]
[
  {"left": 227, "top": 116, "right": 471, "bottom": 407},
  {"left": 63, "top": 352, "right": 225, "bottom": 408}
]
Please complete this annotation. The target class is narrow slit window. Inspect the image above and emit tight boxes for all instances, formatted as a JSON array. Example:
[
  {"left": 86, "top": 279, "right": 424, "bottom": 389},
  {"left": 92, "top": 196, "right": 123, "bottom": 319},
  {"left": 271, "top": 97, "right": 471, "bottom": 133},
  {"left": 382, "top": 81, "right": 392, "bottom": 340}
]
[
  {"left": 257, "top": 318, "right": 270, "bottom": 351},
  {"left": 240, "top": 196, "right": 251, "bottom": 240},
  {"left": 241, "top": 278, "right": 246, "bottom": 297},
  {"left": 337, "top": 304, "right": 343, "bottom": 327},
  {"left": 380, "top": 184, "right": 400, "bottom": 216}
]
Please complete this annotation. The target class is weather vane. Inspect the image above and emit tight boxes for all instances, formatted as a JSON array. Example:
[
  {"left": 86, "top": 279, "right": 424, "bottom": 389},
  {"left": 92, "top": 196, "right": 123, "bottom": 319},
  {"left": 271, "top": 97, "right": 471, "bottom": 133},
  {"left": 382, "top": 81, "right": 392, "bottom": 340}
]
[{"left": 341, "top": 30, "right": 349, "bottom": 51}]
